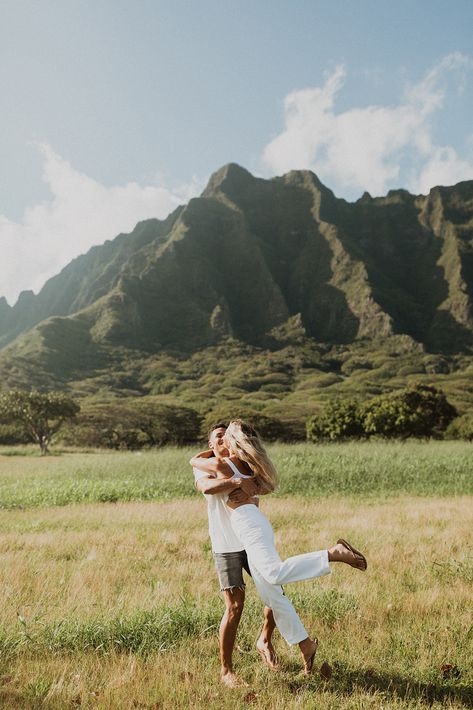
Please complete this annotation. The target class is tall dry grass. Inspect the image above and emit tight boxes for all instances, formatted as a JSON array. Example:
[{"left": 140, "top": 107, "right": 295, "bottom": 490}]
[{"left": 0, "top": 496, "right": 472, "bottom": 707}]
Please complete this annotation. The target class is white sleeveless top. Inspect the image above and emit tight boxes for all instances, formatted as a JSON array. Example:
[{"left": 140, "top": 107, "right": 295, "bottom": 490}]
[{"left": 223, "top": 457, "right": 258, "bottom": 503}]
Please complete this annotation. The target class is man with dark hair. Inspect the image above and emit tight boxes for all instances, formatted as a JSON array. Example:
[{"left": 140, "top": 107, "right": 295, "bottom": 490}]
[{"left": 193, "top": 423, "right": 277, "bottom": 687}]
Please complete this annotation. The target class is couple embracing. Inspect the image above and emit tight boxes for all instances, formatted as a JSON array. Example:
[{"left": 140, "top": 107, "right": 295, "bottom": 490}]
[{"left": 190, "top": 419, "right": 367, "bottom": 688}]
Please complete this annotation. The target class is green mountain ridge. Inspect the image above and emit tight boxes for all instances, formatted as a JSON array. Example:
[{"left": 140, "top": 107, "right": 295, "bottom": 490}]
[
  {"left": 1, "top": 164, "right": 472, "bottom": 418},
  {"left": 0, "top": 206, "right": 183, "bottom": 348}
]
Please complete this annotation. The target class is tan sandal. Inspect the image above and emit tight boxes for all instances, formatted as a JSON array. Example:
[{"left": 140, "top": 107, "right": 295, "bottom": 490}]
[{"left": 337, "top": 538, "right": 367, "bottom": 571}]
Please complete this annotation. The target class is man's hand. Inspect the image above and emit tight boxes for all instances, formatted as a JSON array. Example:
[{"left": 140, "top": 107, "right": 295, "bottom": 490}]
[
  {"left": 239, "top": 477, "right": 260, "bottom": 497},
  {"left": 228, "top": 487, "right": 251, "bottom": 505},
  {"left": 228, "top": 477, "right": 259, "bottom": 502},
  {"left": 226, "top": 489, "right": 258, "bottom": 509}
]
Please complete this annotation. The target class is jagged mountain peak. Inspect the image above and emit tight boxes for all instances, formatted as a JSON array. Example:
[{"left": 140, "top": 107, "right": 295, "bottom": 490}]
[
  {"left": 279, "top": 168, "right": 331, "bottom": 192},
  {"left": 0, "top": 167, "right": 472, "bottom": 391},
  {"left": 202, "top": 162, "right": 256, "bottom": 197},
  {"left": 204, "top": 163, "right": 336, "bottom": 201}
]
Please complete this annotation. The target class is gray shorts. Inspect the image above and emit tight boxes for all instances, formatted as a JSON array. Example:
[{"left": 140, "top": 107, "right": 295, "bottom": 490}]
[{"left": 213, "top": 550, "right": 251, "bottom": 591}]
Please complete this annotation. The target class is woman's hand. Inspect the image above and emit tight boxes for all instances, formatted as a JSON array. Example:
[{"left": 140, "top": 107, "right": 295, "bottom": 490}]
[{"left": 189, "top": 450, "right": 219, "bottom": 470}]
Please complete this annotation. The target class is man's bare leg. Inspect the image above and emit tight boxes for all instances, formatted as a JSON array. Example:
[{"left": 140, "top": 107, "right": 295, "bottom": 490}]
[
  {"left": 220, "top": 587, "right": 248, "bottom": 687},
  {"left": 256, "top": 606, "right": 278, "bottom": 669}
]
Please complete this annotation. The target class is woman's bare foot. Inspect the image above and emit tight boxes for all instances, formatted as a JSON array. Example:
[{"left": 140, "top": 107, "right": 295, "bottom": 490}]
[
  {"left": 328, "top": 539, "right": 367, "bottom": 570},
  {"left": 220, "top": 670, "right": 249, "bottom": 688},
  {"left": 299, "top": 637, "right": 318, "bottom": 674},
  {"left": 256, "top": 638, "right": 279, "bottom": 670}
]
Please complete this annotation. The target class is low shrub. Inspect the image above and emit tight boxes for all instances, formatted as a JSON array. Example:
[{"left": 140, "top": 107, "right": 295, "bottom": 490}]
[
  {"left": 445, "top": 411, "right": 473, "bottom": 441},
  {"left": 307, "top": 385, "right": 457, "bottom": 441},
  {"left": 202, "top": 407, "right": 287, "bottom": 442},
  {"left": 60, "top": 400, "right": 202, "bottom": 449},
  {"left": 306, "top": 399, "right": 365, "bottom": 442}
]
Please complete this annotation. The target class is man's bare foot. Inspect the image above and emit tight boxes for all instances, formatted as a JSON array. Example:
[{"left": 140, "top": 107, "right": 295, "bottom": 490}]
[
  {"left": 220, "top": 671, "right": 249, "bottom": 688},
  {"left": 328, "top": 539, "right": 367, "bottom": 570},
  {"left": 256, "top": 638, "right": 279, "bottom": 670},
  {"left": 299, "top": 637, "right": 318, "bottom": 675}
]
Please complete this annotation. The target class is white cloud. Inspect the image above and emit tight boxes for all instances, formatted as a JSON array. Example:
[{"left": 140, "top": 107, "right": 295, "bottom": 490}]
[
  {"left": 263, "top": 53, "right": 473, "bottom": 198},
  {"left": 0, "top": 144, "right": 203, "bottom": 305},
  {"left": 413, "top": 146, "right": 473, "bottom": 194}
]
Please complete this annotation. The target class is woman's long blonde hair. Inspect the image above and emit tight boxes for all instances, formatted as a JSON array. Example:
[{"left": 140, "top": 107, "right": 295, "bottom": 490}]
[{"left": 225, "top": 419, "right": 278, "bottom": 492}]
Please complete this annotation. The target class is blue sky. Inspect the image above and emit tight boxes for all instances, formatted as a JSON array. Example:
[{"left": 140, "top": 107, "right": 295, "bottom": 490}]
[{"left": 1, "top": 0, "right": 472, "bottom": 303}]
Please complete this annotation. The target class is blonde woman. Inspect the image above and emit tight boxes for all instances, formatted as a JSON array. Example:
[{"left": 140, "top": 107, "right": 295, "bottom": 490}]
[{"left": 190, "top": 419, "right": 367, "bottom": 674}]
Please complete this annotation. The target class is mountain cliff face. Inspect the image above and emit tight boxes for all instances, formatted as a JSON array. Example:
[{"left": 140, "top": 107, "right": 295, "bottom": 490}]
[
  {"left": 0, "top": 207, "right": 183, "bottom": 349},
  {"left": 0, "top": 164, "right": 472, "bottom": 389}
]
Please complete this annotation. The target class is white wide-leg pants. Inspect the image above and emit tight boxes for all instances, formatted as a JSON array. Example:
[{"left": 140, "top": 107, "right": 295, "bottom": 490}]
[{"left": 231, "top": 504, "right": 331, "bottom": 645}]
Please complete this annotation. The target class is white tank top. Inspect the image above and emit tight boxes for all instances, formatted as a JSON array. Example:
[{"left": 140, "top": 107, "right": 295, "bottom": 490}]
[
  {"left": 224, "top": 457, "right": 253, "bottom": 480},
  {"left": 223, "top": 457, "right": 259, "bottom": 502}
]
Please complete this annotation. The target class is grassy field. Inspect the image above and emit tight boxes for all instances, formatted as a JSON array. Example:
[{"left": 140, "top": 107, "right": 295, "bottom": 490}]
[
  {"left": 0, "top": 442, "right": 472, "bottom": 708},
  {"left": 0, "top": 440, "right": 472, "bottom": 509}
]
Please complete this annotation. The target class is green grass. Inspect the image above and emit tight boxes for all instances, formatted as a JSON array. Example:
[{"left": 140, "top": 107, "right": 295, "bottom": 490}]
[
  {"left": 1, "top": 600, "right": 223, "bottom": 657},
  {"left": 0, "top": 590, "right": 361, "bottom": 659},
  {"left": 0, "top": 441, "right": 472, "bottom": 510}
]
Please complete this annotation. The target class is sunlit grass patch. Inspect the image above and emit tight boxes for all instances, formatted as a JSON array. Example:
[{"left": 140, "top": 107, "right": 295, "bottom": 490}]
[{"left": 0, "top": 440, "right": 472, "bottom": 510}]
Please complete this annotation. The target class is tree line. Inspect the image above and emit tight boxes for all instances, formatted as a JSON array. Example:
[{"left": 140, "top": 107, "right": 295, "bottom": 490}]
[{"left": 0, "top": 385, "right": 471, "bottom": 454}]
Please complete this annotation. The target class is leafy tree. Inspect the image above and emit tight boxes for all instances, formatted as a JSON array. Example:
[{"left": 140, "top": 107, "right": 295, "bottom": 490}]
[
  {"left": 306, "top": 399, "right": 365, "bottom": 442},
  {"left": 362, "top": 384, "right": 456, "bottom": 439},
  {"left": 0, "top": 390, "right": 80, "bottom": 454}
]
